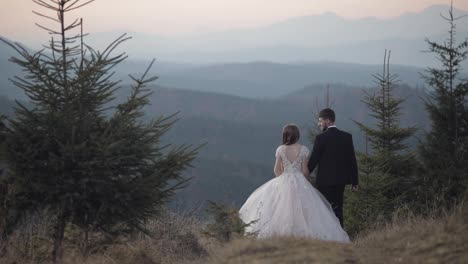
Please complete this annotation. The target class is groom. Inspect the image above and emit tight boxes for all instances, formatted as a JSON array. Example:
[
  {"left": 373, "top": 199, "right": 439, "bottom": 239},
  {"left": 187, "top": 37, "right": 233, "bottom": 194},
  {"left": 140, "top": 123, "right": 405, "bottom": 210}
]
[{"left": 308, "top": 108, "right": 359, "bottom": 227}]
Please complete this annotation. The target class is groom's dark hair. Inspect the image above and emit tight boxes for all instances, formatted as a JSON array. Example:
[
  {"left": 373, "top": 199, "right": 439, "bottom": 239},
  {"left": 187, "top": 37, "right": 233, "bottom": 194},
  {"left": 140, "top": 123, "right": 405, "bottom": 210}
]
[{"left": 319, "top": 108, "right": 335, "bottom": 122}]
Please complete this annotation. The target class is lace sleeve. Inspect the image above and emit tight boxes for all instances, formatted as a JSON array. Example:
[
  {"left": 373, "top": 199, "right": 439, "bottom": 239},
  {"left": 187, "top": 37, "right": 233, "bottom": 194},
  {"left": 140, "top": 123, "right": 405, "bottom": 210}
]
[
  {"left": 275, "top": 145, "right": 282, "bottom": 158},
  {"left": 302, "top": 146, "right": 310, "bottom": 161}
]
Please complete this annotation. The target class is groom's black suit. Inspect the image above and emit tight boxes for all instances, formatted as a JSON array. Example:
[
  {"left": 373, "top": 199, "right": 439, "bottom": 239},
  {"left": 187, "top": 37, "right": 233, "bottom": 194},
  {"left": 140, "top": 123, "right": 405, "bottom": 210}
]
[{"left": 308, "top": 127, "right": 358, "bottom": 227}]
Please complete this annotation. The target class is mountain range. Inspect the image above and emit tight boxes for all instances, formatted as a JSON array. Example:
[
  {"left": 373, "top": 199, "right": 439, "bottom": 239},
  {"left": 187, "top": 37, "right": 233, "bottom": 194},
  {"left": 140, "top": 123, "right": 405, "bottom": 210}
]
[
  {"left": 3, "top": 5, "right": 467, "bottom": 66},
  {"left": 0, "top": 3, "right": 464, "bottom": 208},
  {"left": 72, "top": 4, "right": 468, "bottom": 66},
  {"left": 0, "top": 54, "right": 432, "bottom": 99}
]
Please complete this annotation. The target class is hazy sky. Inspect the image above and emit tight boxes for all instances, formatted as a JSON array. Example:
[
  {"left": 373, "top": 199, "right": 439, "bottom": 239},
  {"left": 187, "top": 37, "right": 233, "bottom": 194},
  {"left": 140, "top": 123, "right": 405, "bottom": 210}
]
[{"left": 1, "top": 0, "right": 467, "bottom": 40}]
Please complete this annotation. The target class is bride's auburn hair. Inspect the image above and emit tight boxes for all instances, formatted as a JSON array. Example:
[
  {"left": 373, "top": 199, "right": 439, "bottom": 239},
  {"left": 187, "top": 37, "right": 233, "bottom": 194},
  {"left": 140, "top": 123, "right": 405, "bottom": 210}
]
[{"left": 282, "top": 124, "right": 300, "bottom": 145}]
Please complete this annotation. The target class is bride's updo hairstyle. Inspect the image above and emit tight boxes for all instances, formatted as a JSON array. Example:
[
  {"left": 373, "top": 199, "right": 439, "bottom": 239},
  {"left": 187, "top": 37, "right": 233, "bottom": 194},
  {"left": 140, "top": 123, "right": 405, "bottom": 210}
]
[{"left": 282, "top": 124, "right": 300, "bottom": 145}]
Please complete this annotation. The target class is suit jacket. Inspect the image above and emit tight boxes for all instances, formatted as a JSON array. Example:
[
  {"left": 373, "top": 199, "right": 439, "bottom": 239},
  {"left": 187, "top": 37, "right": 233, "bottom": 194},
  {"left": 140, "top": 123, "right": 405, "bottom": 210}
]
[{"left": 307, "top": 127, "right": 358, "bottom": 187}]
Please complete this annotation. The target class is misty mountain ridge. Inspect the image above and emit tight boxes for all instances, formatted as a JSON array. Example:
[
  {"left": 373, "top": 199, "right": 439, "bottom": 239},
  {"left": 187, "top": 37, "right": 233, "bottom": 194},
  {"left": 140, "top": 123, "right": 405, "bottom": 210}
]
[
  {"left": 0, "top": 42, "right": 432, "bottom": 99},
  {"left": 2, "top": 4, "right": 467, "bottom": 99},
  {"left": 2, "top": 5, "right": 467, "bottom": 66},
  {"left": 3, "top": 53, "right": 466, "bottom": 100},
  {"left": 71, "top": 4, "right": 468, "bottom": 66},
  {"left": 145, "top": 61, "right": 428, "bottom": 98}
]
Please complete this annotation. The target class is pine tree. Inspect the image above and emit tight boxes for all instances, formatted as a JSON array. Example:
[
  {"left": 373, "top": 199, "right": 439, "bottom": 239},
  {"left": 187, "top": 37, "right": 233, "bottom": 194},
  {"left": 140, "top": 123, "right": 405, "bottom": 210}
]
[
  {"left": 204, "top": 201, "right": 251, "bottom": 242},
  {"left": 344, "top": 51, "right": 417, "bottom": 235},
  {"left": 354, "top": 50, "right": 417, "bottom": 180},
  {"left": 343, "top": 169, "right": 392, "bottom": 236},
  {"left": 0, "top": 0, "right": 198, "bottom": 262},
  {"left": 417, "top": 2, "right": 468, "bottom": 209}
]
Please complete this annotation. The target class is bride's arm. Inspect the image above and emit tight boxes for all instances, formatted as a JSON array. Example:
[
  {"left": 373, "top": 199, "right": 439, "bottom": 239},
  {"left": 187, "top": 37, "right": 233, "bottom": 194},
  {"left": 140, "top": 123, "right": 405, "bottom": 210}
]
[
  {"left": 301, "top": 147, "right": 310, "bottom": 177},
  {"left": 301, "top": 158, "right": 310, "bottom": 178},
  {"left": 274, "top": 156, "right": 283, "bottom": 177}
]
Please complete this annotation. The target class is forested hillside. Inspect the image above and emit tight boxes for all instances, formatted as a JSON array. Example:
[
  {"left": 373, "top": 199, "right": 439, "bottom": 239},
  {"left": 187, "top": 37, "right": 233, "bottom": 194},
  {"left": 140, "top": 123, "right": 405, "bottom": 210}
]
[{"left": 0, "top": 83, "right": 428, "bottom": 207}]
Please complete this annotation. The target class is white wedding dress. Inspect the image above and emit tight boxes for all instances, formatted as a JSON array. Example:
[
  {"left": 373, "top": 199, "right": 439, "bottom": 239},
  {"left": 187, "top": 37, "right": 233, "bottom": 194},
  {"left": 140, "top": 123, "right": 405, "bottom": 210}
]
[{"left": 239, "top": 144, "right": 350, "bottom": 243}]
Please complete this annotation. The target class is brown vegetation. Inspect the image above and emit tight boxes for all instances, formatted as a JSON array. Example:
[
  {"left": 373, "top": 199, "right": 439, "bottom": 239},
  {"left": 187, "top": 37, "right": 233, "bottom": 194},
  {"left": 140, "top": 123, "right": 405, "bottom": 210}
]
[
  {"left": 354, "top": 205, "right": 468, "bottom": 264},
  {"left": 0, "top": 204, "right": 466, "bottom": 264},
  {"left": 206, "top": 204, "right": 467, "bottom": 264},
  {"left": 0, "top": 209, "right": 208, "bottom": 264}
]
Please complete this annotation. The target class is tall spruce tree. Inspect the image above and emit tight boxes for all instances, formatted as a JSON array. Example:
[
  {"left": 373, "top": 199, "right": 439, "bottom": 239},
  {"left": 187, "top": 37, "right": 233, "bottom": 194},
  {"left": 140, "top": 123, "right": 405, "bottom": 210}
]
[
  {"left": 417, "top": 2, "right": 468, "bottom": 209},
  {"left": 0, "top": 0, "right": 198, "bottom": 262},
  {"left": 354, "top": 50, "right": 417, "bottom": 181},
  {"left": 344, "top": 51, "right": 417, "bottom": 235}
]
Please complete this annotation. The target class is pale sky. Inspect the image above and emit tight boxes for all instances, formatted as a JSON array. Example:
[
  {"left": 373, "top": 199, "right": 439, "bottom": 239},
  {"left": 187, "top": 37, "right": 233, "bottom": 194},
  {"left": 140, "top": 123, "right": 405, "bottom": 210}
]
[{"left": 1, "top": 0, "right": 467, "bottom": 40}]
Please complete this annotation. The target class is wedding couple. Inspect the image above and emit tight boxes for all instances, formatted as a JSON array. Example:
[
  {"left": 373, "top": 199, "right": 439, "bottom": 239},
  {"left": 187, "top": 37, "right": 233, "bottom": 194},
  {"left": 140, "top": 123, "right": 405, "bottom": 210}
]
[{"left": 239, "top": 108, "right": 359, "bottom": 243}]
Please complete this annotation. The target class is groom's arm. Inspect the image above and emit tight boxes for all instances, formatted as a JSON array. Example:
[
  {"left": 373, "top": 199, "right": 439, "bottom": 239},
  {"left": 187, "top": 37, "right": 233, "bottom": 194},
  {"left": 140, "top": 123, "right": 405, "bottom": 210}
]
[
  {"left": 349, "top": 134, "right": 359, "bottom": 186},
  {"left": 308, "top": 135, "right": 323, "bottom": 173}
]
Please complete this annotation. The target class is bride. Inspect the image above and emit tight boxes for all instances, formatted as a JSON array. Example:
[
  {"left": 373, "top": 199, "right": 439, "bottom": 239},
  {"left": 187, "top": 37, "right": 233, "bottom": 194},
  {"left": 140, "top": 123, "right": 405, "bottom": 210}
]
[{"left": 239, "top": 124, "right": 350, "bottom": 243}]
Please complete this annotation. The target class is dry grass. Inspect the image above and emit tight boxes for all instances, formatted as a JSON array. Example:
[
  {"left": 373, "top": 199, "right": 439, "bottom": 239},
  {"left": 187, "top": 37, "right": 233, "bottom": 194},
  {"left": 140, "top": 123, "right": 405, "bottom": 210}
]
[
  {"left": 0, "top": 209, "right": 209, "bottom": 264},
  {"left": 0, "top": 210, "right": 55, "bottom": 263},
  {"left": 206, "top": 204, "right": 467, "bottom": 264},
  {"left": 206, "top": 237, "right": 357, "bottom": 264},
  {"left": 1, "top": 205, "right": 466, "bottom": 264},
  {"left": 354, "top": 204, "right": 468, "bottom": 264}
]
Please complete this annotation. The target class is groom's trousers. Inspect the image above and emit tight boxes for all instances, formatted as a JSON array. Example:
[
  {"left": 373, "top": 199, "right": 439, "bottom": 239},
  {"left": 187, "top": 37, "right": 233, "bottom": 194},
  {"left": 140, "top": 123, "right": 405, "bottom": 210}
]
[{"left": 317, "top": 185, "right": 345, "bottom": 227}]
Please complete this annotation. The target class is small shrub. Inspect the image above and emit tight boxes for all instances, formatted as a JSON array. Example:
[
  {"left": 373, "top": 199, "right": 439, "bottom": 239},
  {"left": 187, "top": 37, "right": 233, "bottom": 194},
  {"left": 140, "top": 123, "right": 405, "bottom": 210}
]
[{"left": 203, "top": 201, "right": 250, "bottom": 242}]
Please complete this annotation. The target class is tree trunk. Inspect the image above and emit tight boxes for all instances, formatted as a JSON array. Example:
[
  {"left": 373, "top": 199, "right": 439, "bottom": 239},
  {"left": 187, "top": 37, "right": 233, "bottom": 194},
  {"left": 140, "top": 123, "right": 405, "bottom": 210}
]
[
  {"left": 52, "top": 209, "right": 66, "bottom": 264},
  {"left": 81, "top": 225, "right": 89, "bottom": 257}
]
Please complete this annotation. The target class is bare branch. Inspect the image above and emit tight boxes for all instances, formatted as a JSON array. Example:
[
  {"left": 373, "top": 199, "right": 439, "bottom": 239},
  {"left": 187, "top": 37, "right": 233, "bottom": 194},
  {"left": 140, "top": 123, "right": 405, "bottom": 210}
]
[
  {"left": 33, "top": 0, "right": 60, "bottom": 11},
  {"left": 64, "top": 18, "right": 81, "bottom": 31},
  {"left": 35, "top": 23, "right": 61, "bottom": 34},
  {"left": 140, "top": 59, "right": 156, "bottom": 81},
  {"left": 65, "top": 0, "right": 96, "bottom": 11},
  {"left": 64, "top": 0, "right": 81, "bottom": 10},
  {"left": 101, "top": 34, "right": 132, "bottom": 60},
  {"left": 32, "top": 10, "right": 60, "bottom": 22}
]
